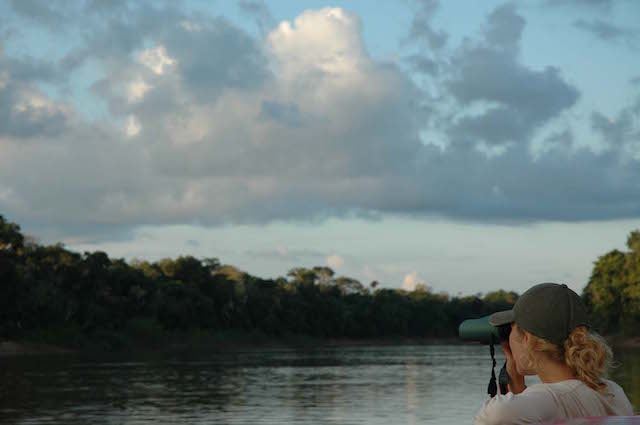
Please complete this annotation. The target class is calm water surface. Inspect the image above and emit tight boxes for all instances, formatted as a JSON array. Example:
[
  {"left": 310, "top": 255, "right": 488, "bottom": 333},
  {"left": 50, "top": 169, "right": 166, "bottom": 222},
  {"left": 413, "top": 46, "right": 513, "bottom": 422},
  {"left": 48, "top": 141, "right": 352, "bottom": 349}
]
[{"left": 1, "top": 345, "right": 638, "bottom": 424}]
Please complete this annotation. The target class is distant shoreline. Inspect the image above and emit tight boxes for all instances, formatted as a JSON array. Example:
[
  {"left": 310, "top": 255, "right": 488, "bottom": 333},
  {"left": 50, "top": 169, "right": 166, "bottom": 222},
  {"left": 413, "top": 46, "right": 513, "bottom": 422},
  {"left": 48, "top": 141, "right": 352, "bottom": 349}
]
[
  {"left": 2, "top": 335, "right": 638, "bottom": 357},
  {"left": 0, "top": 341, "right": 74, "bottom": 356},
  {"left": 0, "top": 336, "right": 466, "bottom": 356}
]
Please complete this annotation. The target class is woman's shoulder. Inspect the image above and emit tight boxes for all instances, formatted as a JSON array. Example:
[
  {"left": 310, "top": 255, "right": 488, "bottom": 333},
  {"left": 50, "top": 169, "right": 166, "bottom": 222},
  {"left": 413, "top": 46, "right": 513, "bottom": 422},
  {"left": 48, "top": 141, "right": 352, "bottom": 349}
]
[
  {"left": 530, "top": 379, "right": 628, "bottom": 400},
  {"left": 525, "top": 379, "right": 583, "bottom": 395},
  {"left": 536, "top": 379, "right": 634, "bottom": 416}
]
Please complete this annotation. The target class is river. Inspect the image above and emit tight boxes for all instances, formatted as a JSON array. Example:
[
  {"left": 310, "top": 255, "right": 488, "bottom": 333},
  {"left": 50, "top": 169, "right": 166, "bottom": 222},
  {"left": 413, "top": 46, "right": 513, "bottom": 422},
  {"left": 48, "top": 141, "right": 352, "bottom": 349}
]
[{"left": 1, "top": 345, "right": 638, "bottom": 424}]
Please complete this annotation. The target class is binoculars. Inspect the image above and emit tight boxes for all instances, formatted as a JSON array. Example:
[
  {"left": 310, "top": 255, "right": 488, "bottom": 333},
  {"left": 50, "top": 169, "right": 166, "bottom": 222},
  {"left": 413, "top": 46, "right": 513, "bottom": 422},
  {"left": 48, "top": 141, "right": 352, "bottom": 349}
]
[
  {"left": 458, "top": 315, "right": 512, "bottom": 396},
  {"left": 458, "top": 315, "right": 511, "bottom": 344}
]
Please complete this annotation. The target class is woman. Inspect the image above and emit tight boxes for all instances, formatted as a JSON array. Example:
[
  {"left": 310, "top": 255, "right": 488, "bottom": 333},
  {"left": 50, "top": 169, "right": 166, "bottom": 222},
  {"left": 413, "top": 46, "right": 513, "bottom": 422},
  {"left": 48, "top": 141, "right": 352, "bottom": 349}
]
[{"left": 474, "top": 282, "right": 634, "bottom": 424}]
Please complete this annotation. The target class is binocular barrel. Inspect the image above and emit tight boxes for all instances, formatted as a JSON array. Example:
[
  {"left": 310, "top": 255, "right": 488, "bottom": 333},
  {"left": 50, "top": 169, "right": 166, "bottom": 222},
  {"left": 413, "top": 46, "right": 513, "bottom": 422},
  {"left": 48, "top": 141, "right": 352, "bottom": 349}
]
[{"left": 458, "top": 315, "right": 500, "bottom": 344}]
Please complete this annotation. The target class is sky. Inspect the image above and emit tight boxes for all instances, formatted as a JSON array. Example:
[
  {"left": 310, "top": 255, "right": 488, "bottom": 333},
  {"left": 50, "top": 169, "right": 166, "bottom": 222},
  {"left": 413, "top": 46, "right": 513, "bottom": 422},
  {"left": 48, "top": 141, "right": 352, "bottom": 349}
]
[{"left": 1, "top": 0, "right": 639, "bottom": 295}]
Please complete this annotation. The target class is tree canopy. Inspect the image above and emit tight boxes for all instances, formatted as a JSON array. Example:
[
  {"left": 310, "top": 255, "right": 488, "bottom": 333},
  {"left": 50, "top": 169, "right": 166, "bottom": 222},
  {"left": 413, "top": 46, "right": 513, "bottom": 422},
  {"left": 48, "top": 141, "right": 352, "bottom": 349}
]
[
  {"left": 583, "top": 231, "right": 640, "bottom": 336},
  {"left": 1, "top": 214, "right": 637, "bottom": 348}
]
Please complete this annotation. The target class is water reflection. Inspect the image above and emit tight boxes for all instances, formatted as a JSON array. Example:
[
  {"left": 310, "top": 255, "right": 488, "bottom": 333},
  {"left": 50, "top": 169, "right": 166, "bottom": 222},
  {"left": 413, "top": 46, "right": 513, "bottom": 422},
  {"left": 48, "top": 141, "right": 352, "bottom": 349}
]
[{"left": 1, "top": 345, "right": 637, "bottom": 424}]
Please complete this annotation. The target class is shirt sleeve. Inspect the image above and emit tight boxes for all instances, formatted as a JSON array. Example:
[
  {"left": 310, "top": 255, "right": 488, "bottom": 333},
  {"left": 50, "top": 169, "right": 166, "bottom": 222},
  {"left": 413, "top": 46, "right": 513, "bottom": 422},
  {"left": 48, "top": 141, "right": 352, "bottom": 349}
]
[
  {"left": 602, "top": 379, "right": 634, "bottom": 416},
  {"left": 473, "top": 388, "right": 558, "bottom": 425}
]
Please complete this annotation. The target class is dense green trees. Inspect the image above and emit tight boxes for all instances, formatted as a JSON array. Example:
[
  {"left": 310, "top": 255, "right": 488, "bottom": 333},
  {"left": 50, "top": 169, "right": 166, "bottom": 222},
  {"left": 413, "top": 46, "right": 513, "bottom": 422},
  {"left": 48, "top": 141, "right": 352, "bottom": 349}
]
[
  {"left": 583, "top": 231, "right": 640, "bottom": 336},
  {"left": 1, "top": 214, "right": 637, "bottom": 348}
]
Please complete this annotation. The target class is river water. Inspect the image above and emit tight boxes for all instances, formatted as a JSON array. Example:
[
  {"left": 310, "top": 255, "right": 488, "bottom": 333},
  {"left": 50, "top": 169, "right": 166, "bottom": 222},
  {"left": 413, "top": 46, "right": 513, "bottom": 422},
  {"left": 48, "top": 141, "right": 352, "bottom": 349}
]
[{"left": 1, "top": 345, "right": 638, "bottom": 424}]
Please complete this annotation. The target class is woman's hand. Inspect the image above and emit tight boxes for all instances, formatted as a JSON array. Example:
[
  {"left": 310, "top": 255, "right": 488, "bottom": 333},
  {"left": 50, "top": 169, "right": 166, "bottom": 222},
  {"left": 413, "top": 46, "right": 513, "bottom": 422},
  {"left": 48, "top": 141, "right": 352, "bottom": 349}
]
[{"left": 501, "top": 341, "right": 526, "bottom": 394}]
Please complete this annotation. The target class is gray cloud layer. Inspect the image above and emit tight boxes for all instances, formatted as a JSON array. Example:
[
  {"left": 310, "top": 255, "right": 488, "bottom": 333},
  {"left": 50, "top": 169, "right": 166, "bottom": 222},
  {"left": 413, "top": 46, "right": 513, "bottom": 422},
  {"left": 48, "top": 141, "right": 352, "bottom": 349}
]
[
  {"left": 1, "top": 1, "right": 639, "bottom": 241},
  {"left": 574, "top": 18, "right": 639, "bottom": 47}
]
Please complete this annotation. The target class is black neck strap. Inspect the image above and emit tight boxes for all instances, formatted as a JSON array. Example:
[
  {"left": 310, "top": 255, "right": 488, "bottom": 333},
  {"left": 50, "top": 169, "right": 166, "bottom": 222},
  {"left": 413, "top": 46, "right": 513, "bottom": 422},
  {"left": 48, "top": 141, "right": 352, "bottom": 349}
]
[{"left": 488, "top": 334, "right": 498, "bottom": 397}]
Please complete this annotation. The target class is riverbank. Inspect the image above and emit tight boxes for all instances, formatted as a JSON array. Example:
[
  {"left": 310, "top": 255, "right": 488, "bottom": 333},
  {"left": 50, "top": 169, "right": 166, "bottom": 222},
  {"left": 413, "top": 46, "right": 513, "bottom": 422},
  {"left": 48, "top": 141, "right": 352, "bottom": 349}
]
[
  {"left": 0, "top": 341, "right": 73, "bottom": 356},
  {"left": 3, "top": 333, "right": 638, "bottom": 357},
  {"left": 0, "top": 334, "right": 466, "bottom": 356}
]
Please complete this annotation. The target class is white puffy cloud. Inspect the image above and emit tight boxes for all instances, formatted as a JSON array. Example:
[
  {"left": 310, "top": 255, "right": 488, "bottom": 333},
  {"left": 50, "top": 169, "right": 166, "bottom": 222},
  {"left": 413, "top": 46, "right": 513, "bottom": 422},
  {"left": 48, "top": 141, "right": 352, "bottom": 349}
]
[
  {"left": 327, "top": 254, "right": 345, "bottom": 269},
  {"left": 127, "top": 78, "right": 152, "bottom": 103},
  {"left": 125, "top": 115, "right": 141, "bottom": 137},
  {"left": 138, "top": 45, "right": 175, "bottom": 75},
  {"left": 267, "top": 8, "right": 365, "bottom": 78},
  {"left": 402, "top": 272, "right": 428, "bottom": 291}
]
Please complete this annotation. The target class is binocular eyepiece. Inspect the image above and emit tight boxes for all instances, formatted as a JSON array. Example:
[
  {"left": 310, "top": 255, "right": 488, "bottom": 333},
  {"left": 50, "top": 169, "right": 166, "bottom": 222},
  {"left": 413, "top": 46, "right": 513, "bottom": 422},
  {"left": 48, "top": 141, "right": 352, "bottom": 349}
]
[{"left": 458, "top": 315, "right": 511, "bottom": 344}]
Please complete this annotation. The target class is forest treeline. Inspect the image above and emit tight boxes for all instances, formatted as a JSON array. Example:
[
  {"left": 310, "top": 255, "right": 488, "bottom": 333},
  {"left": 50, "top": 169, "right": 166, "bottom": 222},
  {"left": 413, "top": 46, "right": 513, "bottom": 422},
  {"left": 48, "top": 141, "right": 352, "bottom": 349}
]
[{"left": 1, "top": 215, "right": 638, "bottom": 349}]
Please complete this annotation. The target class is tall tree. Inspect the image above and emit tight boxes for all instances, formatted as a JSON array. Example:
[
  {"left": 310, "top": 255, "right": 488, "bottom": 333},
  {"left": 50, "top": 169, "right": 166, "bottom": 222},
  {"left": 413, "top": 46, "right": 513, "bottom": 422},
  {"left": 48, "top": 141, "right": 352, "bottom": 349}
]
[{"left": 0, "top": 215, "right": 24, "bottom": 255}]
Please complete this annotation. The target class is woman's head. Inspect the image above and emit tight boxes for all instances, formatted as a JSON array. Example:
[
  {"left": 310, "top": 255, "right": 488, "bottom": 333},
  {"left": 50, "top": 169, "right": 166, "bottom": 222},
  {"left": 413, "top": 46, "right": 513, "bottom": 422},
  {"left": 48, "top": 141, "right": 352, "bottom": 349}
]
[
  {"left": 489, "top": 282, "right": 612, "bottom": 392},
  {"left": 508, "top": 323, "right": 612, "bottom": 392}
]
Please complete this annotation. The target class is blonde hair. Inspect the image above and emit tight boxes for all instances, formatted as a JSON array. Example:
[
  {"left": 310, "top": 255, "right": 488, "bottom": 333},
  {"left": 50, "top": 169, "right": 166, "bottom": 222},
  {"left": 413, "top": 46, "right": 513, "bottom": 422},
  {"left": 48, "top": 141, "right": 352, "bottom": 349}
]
[{"left": 517, "top": 325, "right": 612, "bottom": 393}]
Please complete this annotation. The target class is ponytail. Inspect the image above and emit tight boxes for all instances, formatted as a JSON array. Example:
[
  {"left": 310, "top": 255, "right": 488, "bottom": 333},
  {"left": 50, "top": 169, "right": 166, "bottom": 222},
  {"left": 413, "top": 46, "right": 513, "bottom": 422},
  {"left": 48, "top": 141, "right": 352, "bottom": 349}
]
[{"left": 563, "top": 326, "right": 612, "bottom": 393}]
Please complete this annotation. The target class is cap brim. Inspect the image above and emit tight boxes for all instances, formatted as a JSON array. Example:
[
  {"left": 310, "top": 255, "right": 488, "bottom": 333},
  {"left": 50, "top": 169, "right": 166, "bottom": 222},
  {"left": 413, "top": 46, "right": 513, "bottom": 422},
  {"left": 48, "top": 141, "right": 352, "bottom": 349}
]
[{"left": 488, "top": 310, "right": 515, "bottom": 326}]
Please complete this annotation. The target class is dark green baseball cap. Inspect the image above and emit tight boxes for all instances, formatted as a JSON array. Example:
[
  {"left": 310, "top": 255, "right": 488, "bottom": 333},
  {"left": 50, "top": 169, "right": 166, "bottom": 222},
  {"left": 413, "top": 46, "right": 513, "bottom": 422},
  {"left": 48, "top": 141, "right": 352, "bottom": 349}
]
[{"left": 488, "top": 282, "right": 590, "bottom": 346}]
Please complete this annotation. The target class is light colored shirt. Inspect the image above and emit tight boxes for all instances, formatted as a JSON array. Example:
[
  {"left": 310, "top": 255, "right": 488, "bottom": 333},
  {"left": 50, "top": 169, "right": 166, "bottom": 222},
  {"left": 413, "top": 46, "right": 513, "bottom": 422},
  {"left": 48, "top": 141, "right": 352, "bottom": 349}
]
[{"left": 474, "top": 379, "right": 634, "bottom": 425}]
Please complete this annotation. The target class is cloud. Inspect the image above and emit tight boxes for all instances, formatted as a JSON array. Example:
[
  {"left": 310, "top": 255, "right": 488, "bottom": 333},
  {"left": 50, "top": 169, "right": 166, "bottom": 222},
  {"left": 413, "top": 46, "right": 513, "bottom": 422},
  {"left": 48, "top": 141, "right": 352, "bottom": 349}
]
[
  {"left": 185, "top": 239, "right": 200, "bottom": 248},
  {"left": 541, "top": 128, "right": 574, "bottom": 152},
  {"left": 127, "top": 78, "right": 152, "bottom": 103},
  {"left": 484, "top": 3, "right": 525, "bottom": 53},
  {"left": 8, "top": 0, "right": 74, "bottom": 29},
  {"left": 1, "top": 3, "right": 640, "bottom": 243},
  {"left": 404, "top": 54, "right": 439, "bottom": 76},
  {"left": 267, "top": 8, "right": 368, "bottom": 77},
  {"left": 244, "top": 247, "right": 327, "bottom": 263},
  {"left": 0, "top": 2, "right": 423, "bottom": 239},
  {"left": 443, "top": 6, "right": 580, "bottom": 147},
  {"left": 0, "top": 56, "right": 62, "bottom": 84},
  {"left": 138, "top": 46, "right": 175, "bottom": 75},
  {"left": 165, "top": 19, "right": 270, "bottom": 103},
  {"left": 591, "top": 101, "right": 640, "bottom": 157},
  {"left": 407, "top": 0, "right": 447, "bottom": 50},
  {"left": 402, "top": 0, "right": 446, "bottom": 80},
  {"left": 260, "top": 100, "right": 303, "bottom": 127},
  {"left": 402, "top": 271, "right": 428, "bottom": 291},
  {"left": 238, "top": 0, "right": 276, "bottom": 35},
  {"left": 544, "top": 0, "right": 614, "bottom": 9},
  {"left": 327, "top": 254, "right": 345, "bottom": 269},
  {"left": 125, "top": 115, "right": 141, "bottom": 137},
  {"left": 573, "top": 19, "right": 639, "bottom": 47},
  {"left": 0, "top": 69, "right": 71, "bottom": 138}
]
